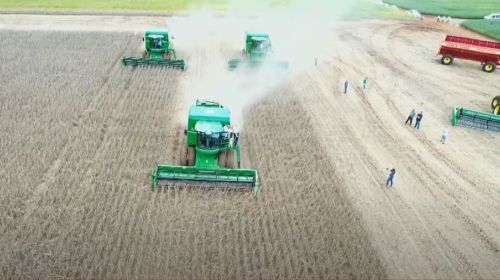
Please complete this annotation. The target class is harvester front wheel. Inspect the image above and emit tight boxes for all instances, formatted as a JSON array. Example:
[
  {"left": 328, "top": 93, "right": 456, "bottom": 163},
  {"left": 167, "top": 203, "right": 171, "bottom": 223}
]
[
  {"left": 187, "top": 147, "right": 196, "bottom": 166},
  {"left": 218, "top": 152, "right": 227, "bottom": 168},
  {"left": 179, "top": 147, "right": 188, "bottom": 166},
  {"left": 494, "top": 104, "right": 500, "bottom": 115},
  {"left": 225, "top": 150, "right": 236, "bottom": 169},
  {"left": 483, "top": 62, "right": 496, "bottom": 73},
  {"left": 441, "top": 55, "right": 453, "bottom": 65},
  {"left": 492, "top": 96, "right": 500, "bottom": 109},
  {"left": 163, "top": 52, "right": 172, "bottom": 60}
]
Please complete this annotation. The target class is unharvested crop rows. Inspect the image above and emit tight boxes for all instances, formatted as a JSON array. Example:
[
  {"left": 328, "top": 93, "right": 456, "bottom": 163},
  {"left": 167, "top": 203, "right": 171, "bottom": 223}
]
[{"left": 0, "top": 31, "right": 386, "bottom": 277}]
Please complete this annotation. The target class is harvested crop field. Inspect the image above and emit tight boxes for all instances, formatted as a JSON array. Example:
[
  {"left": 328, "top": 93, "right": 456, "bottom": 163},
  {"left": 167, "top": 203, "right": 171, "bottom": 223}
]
[{"left": 1, "top": 14, "right": 500, "bottom": 278}]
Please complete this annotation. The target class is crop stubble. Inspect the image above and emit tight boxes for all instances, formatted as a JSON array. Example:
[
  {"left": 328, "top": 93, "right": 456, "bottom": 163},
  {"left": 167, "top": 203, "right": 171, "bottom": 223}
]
[{"left": 0, "top": 30, "right": 386, "bottom": 277}]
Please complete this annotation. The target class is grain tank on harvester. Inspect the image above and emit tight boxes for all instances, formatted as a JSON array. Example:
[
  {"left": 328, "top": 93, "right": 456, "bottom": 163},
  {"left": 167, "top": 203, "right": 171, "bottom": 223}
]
[
  {"left": 122, "top": 28, "right": 186, "bottom": 70},
  {"left": 228, "top": 32, "right": 288, "bottom": 70},
  {"left": 151, "top": 100, "right": 259, "bottom": 195}
]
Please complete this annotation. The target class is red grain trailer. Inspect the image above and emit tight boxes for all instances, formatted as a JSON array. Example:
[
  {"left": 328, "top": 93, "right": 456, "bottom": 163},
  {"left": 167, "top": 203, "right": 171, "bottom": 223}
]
[{"left": 438, "top": 35, "right": 500, "bottom": 73}]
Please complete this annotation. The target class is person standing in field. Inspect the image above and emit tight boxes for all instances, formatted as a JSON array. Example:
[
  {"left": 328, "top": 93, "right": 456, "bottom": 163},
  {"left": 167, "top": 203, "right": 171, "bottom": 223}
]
[
  {"left": 232, "top": 124, "right": 240, "bottom": 146},
  {"left": 441, "top": 129, "right": 448, "bottom": 144},
  {"left": 228, "top": 125, "right": 234, "bottom": 147},
  {"left": 386, "top": 168, "right": 396, "bottom": 187},
  {"left": 415, "top": 111, "right": 423, "bottom": 129},
  {"left": 344, "top": 80, "right": 350, "bottom": 94},
  {"left": 362, "top": 77, "right": 368, "bottom": 90},
  {"left": 405, "top": 109, "right": 416, "bottom": 125}
]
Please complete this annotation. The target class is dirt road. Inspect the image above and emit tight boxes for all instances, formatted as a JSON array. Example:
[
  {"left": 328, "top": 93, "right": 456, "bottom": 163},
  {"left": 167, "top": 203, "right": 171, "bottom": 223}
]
[
  {"left": 0, "top": 13, "right": 499, "bottom": 278},
  {"left": 283, "top": 19, "right": 500, "bottom": 278}
]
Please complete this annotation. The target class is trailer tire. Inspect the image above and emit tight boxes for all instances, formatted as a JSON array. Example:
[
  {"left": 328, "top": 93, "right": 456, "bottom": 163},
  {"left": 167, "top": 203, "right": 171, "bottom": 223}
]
[
  {"left": 441, "top": 55, "right": 453, "bottom": 65},
  {"left": 218, "top": 151, "right": 227, "bottom": 168},
  {"left": 483, "top": 62, "right": 496, "bottom": 73},
  {"left": 226, "top": 150, "right": 236, "bottom": 169},
  {"left": 494, "top": 105, "right": 500, "bottom": 115},
  {"left": 187, "top": 147, "right": 196, "bottom": 166},
  {"left": 492, "top": 96, "right": 500, "bottom": 109},
  {"left": 179, "top": 147, "right": 188, "bottom": 166}
]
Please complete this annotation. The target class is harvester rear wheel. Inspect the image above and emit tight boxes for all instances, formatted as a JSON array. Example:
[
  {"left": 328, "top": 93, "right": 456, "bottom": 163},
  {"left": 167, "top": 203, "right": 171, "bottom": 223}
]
[
  {"left": 483, "top": 62, "right": 496, "bottom": 73},
  {"left": 218, "top": 152, "right": 227, "bottom": 168},
  {"left": 187, "top": 147, "right": 196, "bottom": 166},
  {"left": 179, "top": 147, "right": 188, "bottom": 166},
  {"left": 494, "top": 105, "right": 500, "bottom": 115},
  {"left": 492, "top": 96, "right": 500, "bottom": 109},
  {"left": 225, "top": 150, "right": 236, "bottom": 169},
  {"left": 441, "top": 55, "right": 453, "bottom": 65}
]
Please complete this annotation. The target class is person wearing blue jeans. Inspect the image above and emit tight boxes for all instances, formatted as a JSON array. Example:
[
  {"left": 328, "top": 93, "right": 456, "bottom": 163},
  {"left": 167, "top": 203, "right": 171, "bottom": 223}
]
[
  {"left": 415, "top": 111, "right": 423, "bottom": 129},
  {"left": 386, "top": 168, "right": 396, "bottom": 187}
]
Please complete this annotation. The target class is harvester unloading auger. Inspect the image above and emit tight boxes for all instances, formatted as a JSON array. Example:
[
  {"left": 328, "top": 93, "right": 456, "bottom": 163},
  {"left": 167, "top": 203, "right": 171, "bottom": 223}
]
[
  {"left": 151, "top": 100, "right": 259, "bottom": 195},
  {"left": 122, "top": 28, "right": 186, "bottom": 70},
  {"left": 228, "top": 32, "right": 288, "bottom": 70}
]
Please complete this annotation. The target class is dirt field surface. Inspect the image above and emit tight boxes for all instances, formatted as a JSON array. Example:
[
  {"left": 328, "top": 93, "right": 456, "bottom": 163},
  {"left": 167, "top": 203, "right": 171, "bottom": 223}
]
[{"left": 1, "top": 14, "right": 500, "bottom": 278}]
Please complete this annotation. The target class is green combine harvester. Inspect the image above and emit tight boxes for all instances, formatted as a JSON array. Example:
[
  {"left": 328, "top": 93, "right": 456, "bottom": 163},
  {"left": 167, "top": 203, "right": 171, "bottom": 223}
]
[
  {"left": 151, "top": 100, "right": 259, "bottom": 195},
  {"left": 122, "top": 28, "right": 186, "bottom": 70},
  {"left": 228, "top": 31, "right": 288, "bottom": 70}
]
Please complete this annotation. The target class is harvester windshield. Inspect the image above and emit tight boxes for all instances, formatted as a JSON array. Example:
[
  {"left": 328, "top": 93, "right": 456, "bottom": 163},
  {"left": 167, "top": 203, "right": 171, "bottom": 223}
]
[
  {"left": 148, "top": 35, "right": 164, "bottom": 49},
  {"left": 251, "top": 37, "right": 271, "bottom": 53}
]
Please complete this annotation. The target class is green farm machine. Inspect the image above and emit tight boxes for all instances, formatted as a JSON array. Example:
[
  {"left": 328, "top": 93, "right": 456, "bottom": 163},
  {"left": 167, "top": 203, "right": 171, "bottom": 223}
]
[
  {"left": 452, "top": 96, "right": 500, "bottom": 132},
  {"left": 151, "top": 100, "right": 259, "bottom": 195},
  {"left": 122, "top": 28, "right": 186, "bottom": 70},
  {"left": 228, "top": 32, "right": 288, "bottom": 70}
]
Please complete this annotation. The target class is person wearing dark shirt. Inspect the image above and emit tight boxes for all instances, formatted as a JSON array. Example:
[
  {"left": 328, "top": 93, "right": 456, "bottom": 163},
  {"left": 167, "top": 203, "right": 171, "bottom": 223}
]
[
  {"left": 386, "top": 168, "right": 396, "bottom": 187},
  {"left": 415, "top": 111, "right": 423, "bottom": 129}
]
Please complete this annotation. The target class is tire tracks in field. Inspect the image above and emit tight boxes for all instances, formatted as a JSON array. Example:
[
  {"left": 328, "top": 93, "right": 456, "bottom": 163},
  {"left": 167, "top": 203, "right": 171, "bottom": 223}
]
[
  {"left": 293, "top": 70, "right": 459, "bottom": 277},
  {"left": 17, "top": 34, "right": 135, "bottom": 225},
  {"left": 298, "top": 21, "right": 500, "bottom": 277}
]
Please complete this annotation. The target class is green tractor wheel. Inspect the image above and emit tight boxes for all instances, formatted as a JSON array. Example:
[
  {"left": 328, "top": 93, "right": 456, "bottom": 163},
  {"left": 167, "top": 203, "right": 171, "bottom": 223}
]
[
  {"left": 483, "top": 62, "right": 496, "bottom": 73},
  {"left": 492, "top": 96, "right": 500, "bottom": 109},
  {"left": 226, "top": 150, "right": 236, "bottom": 169},
  {"left": 218, "top": 152, "right": 227, "bottom": 168},
  {"left": 179, "top": 147, "right": 188, "bottom": 166},
  {"left": 187, "top": 147, "right": 195, "bottom": 166},
  {"left": 441, "top": 55, "right": 453, "bottom": 65},
  {"left": 494, "top": 105, "right": 500, "bottom": 115}
]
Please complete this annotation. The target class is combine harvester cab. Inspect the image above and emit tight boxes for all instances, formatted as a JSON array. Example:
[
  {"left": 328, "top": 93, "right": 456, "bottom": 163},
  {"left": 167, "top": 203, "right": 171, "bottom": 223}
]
[
  {"left": 438, "top": 35, "right": 500, "bottom": 73},
  {"left": 228, "top": 32, "right": 288, "bottom": 70},
  {"left": 151, "top": 100, "right": 259, "bottom": 196},
  {"left": 122, "top": 28, "right": 187, "bottom": 71}
]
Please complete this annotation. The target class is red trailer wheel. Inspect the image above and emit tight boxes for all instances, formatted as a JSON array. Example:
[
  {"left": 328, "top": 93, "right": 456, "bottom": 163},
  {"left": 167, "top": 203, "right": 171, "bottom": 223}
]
[
  {"left": 483, "top": 62, "right": 496, "bottom": 73},
  {"left": 441, "top": 55, "right": 453, "bottom": 65}
]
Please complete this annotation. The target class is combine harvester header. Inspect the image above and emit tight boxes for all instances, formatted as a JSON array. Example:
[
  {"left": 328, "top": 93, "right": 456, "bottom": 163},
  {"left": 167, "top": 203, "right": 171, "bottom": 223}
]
[
  {"left": 452, "top": 96, "right": 500, "bottom": 132},
  {"left": 151, "top": 100, "right": 259, "bottom": 195},
  {"left": 452, "top": 107, "right": 500, "bottom": 132},
  {"left": 438, "top": 35, "right": 500, "bottom": 72}
]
